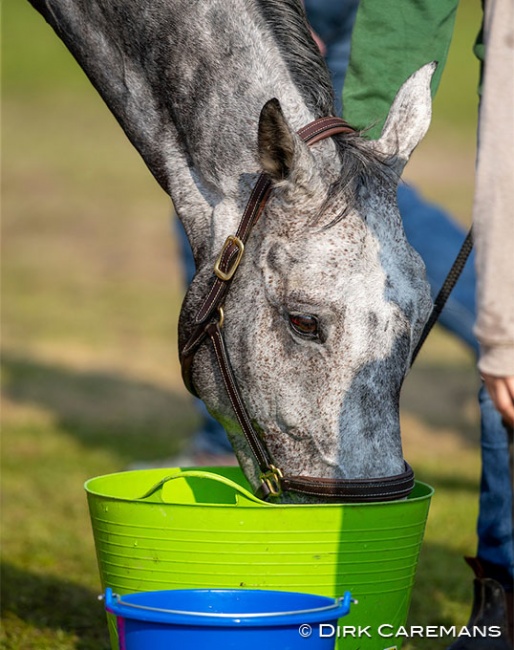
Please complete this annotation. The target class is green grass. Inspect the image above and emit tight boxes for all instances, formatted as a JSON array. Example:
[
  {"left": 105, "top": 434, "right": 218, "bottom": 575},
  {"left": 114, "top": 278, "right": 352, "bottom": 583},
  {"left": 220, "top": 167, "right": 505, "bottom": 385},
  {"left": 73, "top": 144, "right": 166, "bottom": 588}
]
[{"left": 2, "top": 1, "right": 485, "bottom": 648}]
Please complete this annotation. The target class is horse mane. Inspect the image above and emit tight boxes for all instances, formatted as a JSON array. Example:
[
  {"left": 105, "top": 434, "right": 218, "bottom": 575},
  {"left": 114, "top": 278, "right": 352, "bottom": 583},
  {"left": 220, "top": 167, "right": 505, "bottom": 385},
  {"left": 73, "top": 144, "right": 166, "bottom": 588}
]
[
  {"left": 255, "top": 0, "right": 335, "bottom": 117},
  {"left": 316, "top": 134, "right": 398, "bottom": 230},
  {"left": 254, "top": 0, "right": 393, "bottom": 230}
]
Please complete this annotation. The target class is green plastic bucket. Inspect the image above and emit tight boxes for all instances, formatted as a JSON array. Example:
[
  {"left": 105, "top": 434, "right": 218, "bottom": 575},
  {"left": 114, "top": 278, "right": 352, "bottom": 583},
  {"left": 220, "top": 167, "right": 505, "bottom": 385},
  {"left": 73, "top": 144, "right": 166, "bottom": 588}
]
[{"left": 85, "top": 467, "right": 433, "bottom": 650}]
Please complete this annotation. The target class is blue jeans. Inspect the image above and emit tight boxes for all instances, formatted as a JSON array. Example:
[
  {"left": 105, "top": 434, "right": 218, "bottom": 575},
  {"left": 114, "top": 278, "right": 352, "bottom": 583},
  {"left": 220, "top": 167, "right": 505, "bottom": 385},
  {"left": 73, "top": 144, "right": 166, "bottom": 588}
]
[
  {"left": 303, "top": 0, "right": 359, "bottom": 115},
  {"left": 175, "top": 0, "right": 513, "bottom": 582}
]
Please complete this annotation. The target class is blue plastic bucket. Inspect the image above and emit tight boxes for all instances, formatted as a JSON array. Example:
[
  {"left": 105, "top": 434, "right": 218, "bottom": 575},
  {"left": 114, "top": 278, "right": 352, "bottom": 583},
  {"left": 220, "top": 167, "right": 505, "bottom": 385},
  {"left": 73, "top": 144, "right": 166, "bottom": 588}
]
[{"left": 104, "top": 587, "right": 352, "bottom": 650}]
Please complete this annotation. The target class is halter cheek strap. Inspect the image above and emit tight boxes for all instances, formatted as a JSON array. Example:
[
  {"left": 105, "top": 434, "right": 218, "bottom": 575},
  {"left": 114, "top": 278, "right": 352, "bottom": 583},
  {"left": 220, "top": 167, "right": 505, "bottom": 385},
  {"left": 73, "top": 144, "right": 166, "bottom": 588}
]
[{"left": 180, "top": 116, "right": 415, "bottom": 502}]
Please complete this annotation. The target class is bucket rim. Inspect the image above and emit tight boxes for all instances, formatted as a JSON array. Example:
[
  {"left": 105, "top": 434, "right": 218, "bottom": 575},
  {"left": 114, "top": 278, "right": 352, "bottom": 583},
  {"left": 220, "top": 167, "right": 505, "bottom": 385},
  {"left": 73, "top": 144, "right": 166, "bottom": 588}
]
[
  {"left": 85, "top": 468, "right": 434, "bottom": 508},
  {"left": 104, "top": 588, "right": 352, "bottom": 626}
]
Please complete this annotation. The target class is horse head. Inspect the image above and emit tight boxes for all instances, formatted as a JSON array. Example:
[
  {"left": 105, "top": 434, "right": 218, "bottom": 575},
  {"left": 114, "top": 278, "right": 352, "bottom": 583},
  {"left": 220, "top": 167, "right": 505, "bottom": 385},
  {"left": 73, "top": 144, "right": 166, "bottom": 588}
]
[
  {"left": 180, "top": 64, "right": 434, "bottom": 499},
  {"left": 27, "top": 0, "right": 434, "bottom": 501}
]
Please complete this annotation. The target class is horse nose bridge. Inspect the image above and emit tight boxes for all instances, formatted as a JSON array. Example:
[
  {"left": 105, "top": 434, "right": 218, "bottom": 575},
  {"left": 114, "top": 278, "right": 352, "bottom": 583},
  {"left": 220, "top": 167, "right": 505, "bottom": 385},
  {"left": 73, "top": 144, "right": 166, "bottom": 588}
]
[
  {"left": 335, "top": 386, "right": 404, "bottom": 478},
  {"left": 335, "top": 340, "right": 407, "bottom": 446}
]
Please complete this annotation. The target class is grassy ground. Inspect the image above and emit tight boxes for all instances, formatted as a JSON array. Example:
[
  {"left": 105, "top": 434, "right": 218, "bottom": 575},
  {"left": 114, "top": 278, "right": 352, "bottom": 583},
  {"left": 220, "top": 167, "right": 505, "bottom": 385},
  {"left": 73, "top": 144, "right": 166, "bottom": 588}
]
[{"left": 2, "top": 1, "right": 484, "bottom": 649}]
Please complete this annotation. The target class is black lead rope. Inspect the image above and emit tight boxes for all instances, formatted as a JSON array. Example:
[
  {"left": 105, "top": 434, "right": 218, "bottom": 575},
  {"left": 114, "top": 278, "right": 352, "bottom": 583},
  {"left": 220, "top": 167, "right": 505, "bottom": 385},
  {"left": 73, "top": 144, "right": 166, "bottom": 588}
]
[{"left": 410, "top": 227, "right": 474, "bottom": 366}]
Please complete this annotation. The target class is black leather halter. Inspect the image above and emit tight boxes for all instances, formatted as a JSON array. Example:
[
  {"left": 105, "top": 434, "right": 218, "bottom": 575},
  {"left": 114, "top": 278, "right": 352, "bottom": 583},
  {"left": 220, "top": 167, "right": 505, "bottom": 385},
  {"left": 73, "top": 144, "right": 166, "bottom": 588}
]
[{"left": 180, "top": 116, "right": 415, "bottom": 502}]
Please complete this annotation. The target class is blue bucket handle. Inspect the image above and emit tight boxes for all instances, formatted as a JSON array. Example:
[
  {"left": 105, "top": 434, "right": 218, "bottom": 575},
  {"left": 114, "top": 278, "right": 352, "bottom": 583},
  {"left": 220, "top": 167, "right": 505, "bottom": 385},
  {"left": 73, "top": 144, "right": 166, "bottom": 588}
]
[
  {"left": 136, "top": 470, "right": 272, "bottom": 506},
  {"left": 103, "top": 588, "right": 352, "bottom": 620}
]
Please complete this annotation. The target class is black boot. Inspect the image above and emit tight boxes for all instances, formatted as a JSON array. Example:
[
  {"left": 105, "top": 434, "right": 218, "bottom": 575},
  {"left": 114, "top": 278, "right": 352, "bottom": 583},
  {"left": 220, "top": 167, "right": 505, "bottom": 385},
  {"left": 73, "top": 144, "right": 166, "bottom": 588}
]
[{"left": 446, "top": 558, "right": 513, "bottom": 650}]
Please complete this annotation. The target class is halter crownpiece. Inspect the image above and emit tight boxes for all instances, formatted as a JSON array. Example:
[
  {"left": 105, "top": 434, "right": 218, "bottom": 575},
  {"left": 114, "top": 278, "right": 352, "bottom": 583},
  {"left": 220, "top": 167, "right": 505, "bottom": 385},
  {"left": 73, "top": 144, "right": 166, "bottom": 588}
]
[{"left": 180, "top": 116, "right": 415, "bottom": 502}]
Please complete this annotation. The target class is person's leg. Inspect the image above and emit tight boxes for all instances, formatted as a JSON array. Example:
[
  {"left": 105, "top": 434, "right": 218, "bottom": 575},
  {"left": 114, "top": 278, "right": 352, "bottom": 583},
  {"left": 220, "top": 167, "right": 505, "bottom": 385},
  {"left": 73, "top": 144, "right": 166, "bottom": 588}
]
[
  {"left": 477, "top": 385, "right": 514, "bottom": 586},
  {"left": 174, "top": 214, "right": 196, "bottom": 286},
  {"left": 303, "top": 0, "right": 359, "bottom": 116}
]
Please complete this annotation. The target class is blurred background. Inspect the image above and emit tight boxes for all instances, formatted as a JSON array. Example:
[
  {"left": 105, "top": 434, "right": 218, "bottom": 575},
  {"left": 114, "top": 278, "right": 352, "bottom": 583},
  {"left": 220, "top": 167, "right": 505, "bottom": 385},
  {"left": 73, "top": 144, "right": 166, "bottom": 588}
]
[{"left": 2, "top": 1, "right": 483, "bottom": 648}]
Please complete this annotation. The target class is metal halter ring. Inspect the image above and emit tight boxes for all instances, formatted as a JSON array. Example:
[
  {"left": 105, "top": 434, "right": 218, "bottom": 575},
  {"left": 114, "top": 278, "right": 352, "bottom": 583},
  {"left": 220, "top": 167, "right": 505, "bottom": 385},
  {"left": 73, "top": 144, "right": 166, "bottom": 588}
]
[
  {"left": 217, "top": 306, "right": 225, "bottom": 329},
  {"left": 259, "top": 465, "right": 284, "bottom": 497}
]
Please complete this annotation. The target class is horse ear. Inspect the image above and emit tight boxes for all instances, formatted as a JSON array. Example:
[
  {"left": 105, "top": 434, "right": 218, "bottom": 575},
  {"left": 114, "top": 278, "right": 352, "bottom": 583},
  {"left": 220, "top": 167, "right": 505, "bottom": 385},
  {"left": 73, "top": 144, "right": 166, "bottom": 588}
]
[
  {"left": 375, "top": 62, "right": 436, "bottom": 176},
  {"left": 257, "top": 99, "right": 316, "bottom": 194},
  {"left": 258, "top": 98, "right": 296, "bottom": 181}
]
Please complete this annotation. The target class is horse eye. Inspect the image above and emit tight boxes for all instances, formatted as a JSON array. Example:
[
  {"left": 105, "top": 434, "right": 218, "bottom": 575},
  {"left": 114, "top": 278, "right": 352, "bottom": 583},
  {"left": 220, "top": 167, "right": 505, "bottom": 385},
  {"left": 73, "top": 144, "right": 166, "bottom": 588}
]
[{"left": 288, "top": 313, "right": 319, "bottom": 339}]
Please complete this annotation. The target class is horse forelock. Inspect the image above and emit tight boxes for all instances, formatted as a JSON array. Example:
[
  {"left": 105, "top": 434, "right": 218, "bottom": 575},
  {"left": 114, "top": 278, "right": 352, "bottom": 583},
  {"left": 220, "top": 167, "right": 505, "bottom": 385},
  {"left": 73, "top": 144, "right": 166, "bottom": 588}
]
[
  {"left": 309, "top": 135, "right": 398, "bottom": 231},
  {"left": 254, "top": 0, "right": 335, "bottom": 117}
]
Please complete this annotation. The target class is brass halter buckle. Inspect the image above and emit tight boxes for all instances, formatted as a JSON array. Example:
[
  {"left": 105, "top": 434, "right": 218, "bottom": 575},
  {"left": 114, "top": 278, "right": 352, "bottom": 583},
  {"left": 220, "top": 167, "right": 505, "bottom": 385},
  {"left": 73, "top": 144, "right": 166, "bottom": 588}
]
[
  {"left": 259, "top": 465, "right": 284, "bottom": 497},
  {"left": 214, "top": 235, "right": 245, "bottom": 281}
]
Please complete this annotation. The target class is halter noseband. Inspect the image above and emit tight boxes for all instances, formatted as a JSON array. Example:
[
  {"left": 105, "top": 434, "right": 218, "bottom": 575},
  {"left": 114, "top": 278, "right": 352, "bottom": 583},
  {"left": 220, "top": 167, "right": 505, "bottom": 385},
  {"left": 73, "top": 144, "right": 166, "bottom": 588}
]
[{"left": 180, "top": 116, "right": 415, "bottom": 502}]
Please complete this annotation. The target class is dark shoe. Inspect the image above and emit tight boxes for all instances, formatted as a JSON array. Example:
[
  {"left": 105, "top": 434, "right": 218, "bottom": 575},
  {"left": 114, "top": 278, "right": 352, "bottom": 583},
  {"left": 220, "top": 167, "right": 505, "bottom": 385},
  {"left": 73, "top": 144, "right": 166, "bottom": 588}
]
[{"left": 446, "top": 558, "right": 513, "bottom": 650}]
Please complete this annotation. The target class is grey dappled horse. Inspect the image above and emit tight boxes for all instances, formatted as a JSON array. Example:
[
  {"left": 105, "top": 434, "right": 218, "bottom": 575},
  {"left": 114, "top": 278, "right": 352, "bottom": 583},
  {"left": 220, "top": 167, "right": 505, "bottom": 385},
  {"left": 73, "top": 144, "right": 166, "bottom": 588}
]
[{"left": 29, "top": 0, "right": 433, "bottom": 501}]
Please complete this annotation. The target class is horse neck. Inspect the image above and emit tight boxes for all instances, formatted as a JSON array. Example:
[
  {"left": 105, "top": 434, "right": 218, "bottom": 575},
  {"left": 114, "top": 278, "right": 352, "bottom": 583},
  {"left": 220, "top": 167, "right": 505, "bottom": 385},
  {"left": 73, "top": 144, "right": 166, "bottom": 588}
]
[
  {"left": 28, "top": 0, "right": 330, "bottom": 254},
  {"left": 164, "top": 1, "right": 321, "bottom": 199}
]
